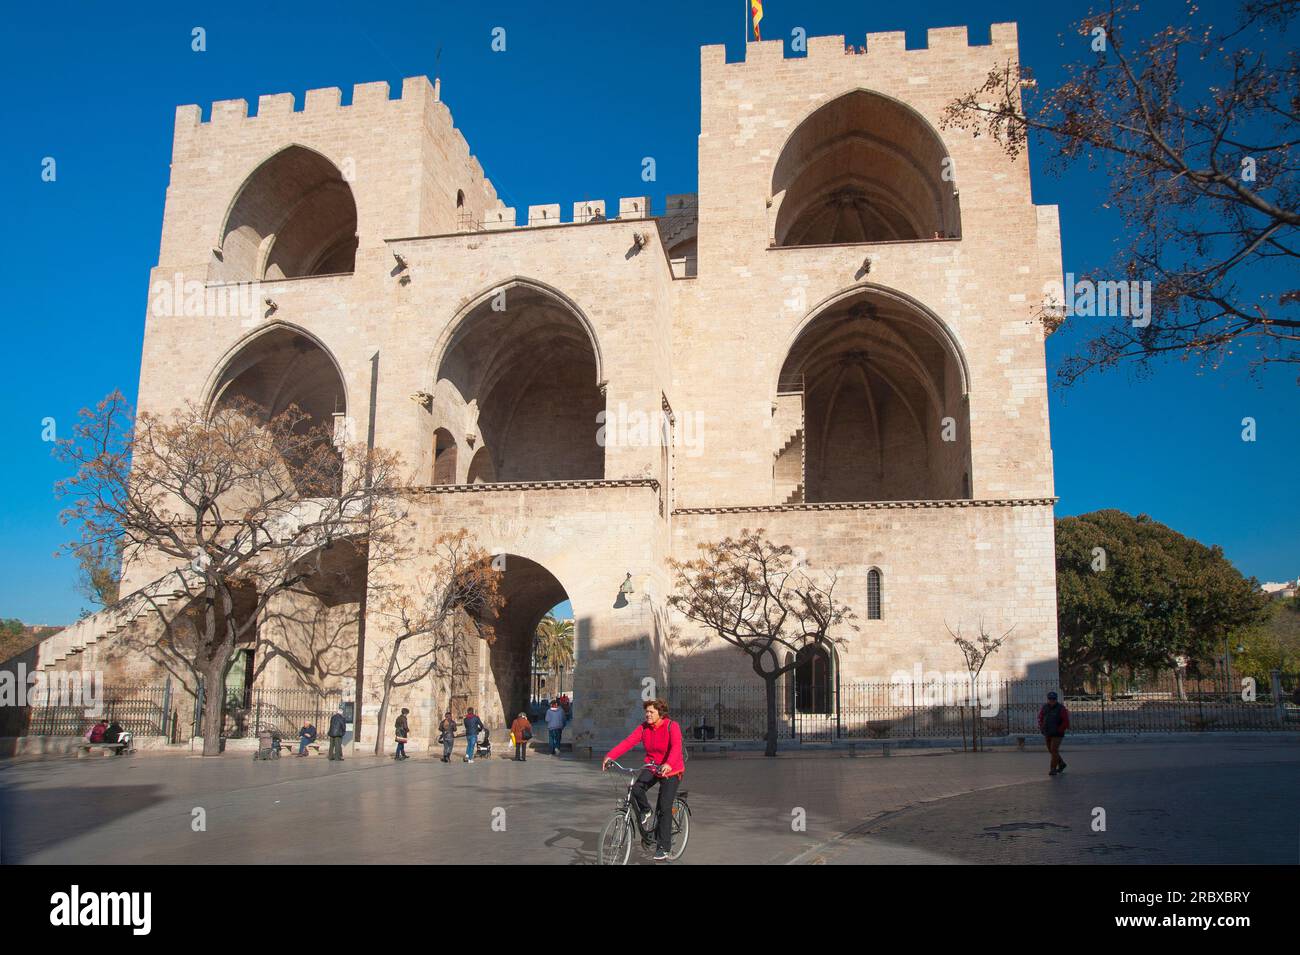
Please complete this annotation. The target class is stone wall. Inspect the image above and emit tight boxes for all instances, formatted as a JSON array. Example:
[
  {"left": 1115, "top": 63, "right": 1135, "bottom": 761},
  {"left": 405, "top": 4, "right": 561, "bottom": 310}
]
[{"left": 70, "top": 23, "right": 1062, "bottom": 752}]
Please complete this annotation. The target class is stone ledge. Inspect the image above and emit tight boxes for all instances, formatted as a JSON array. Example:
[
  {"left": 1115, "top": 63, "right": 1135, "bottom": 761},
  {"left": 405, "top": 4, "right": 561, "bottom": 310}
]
[
  {"left": 406, "top": 479, "right": 660, "bottom": 494},
  {"left": 673, "top": 497, "right": 1058, "bottom": 515}
]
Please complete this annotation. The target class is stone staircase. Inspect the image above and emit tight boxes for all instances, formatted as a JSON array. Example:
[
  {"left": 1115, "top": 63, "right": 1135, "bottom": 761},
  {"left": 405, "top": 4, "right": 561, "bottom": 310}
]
[
  {"left": 35, "top": 573, "right": 195, "bottom": 670},
  {"left": 772, "top": 391, "right": 805, "bottom": 505}
]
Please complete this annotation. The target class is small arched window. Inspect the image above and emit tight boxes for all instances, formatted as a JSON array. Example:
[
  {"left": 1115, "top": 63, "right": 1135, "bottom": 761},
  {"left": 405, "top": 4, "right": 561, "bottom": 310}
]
[
  {"left": 456, "top": 189, "right": 466, "bottom": 208},
  {"left": 867, "top": 568, "right": 882, "bottom": 620}
]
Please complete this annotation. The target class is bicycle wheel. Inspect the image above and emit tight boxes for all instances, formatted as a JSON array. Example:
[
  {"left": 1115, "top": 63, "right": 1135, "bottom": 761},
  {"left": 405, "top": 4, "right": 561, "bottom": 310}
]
[
  {"left": 597, "top": 813, "right": 633, "bottom": 865},
  {"left": 667, "top": 798, "right": 690, "bottom": 860}
]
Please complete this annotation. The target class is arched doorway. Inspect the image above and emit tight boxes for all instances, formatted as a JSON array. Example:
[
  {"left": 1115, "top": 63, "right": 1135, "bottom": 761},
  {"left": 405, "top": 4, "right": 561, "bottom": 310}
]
[
  {"left": 771, "top": 90, "right": 960, "bottom": 246},
  {"left": 432, "top": 428, "right": 458, "bottom": 484},
  {"left": 784, "top": 644, "right": 838, "bottom": 741},
  {"left": 434, "top": 282, "right": 605, "bottom": 481},
  {"left": 456, "top": 555, "right": 573, "bottom": 734},
  {"left": 215, "top": 145, "right": 358, "bottom": 282},
  {"left": 207, "top": 325, "right": 348, "bottom": 494},
  {"left": 776, "top": 288, "right": 971, "bottom": 503},
  {"left": 795, "top": 645, "right": 832, "bottom": 714}
]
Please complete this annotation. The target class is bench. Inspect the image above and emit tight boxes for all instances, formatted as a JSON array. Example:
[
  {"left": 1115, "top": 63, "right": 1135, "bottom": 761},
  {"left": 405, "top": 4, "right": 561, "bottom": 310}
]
[
  {"left": 684, "top": 739, "right": 734, "bottom": 755},
  {"left": 77, "top": 741, "right": 131, "bottom": 758}
]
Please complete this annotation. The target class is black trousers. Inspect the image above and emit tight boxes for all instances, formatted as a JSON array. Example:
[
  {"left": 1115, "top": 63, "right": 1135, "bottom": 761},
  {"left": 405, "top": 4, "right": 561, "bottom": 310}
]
[
  {"left": 631, "top": 768, "right": 681, "bottom": 852},
  {"left": 515, "top": 742, "right": 528, "bottom": 760}
]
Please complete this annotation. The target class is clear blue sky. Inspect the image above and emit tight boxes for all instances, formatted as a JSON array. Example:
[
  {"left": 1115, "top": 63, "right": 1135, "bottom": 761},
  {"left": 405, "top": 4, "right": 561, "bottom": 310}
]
[{"left": 1, "top": 1, "right": 1294, "bottom": 625}]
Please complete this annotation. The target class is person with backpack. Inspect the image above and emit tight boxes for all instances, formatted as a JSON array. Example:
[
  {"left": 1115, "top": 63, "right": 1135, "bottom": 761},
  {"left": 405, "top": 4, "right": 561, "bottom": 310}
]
[
  {"left": 545, "top": 699, "right": 567, "bottom": 755},
  {"left": 510, "top": 712, "right": 532, "bottom": 761},
  {"left": 462, "top": 707, "right": 485, "bottom": 763},
  {"left": 327, "top": 707, "right": 348, "bottom": 761},
  {"left": 601, "top": 698, "right": 685, "bottom": 862},
  {"left": 437, "top": 711, "right": 457, "bottom": 763},
  {"left": 1037, "top": 690, "right": 1070, "bottom": 775},
  {"left": 394, "top": 708, "right": 411, "bottom": 760}
]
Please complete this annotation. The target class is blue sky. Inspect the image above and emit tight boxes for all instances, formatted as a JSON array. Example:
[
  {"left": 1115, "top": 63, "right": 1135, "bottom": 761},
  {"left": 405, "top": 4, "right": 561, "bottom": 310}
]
[{"left": 1, "top": 1, "right": 1294, "bottom": 625}]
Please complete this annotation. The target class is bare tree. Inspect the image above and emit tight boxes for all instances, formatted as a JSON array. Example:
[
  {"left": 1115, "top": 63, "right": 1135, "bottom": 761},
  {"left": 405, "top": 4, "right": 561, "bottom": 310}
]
[
  {"left": 668, "top": 529, "right": 857, "bottom": 757},
  {"left": 948, "top": 619, "right": 1013, "bottom": 752},
  {"left": 943, "top": 0, "right": 1299, "bottom": 382},
  {"left": 54, "top": 391, "right": 406, "bottom": 756},
  {"left": 366, "top": 529, "right": 503, "bottom": 755}
]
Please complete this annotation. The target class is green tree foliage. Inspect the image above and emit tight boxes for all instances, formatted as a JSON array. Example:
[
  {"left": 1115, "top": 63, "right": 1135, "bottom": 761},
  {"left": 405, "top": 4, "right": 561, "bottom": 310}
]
[
  {"left": 1055, "top": 510, "right": 1269, "bottom": 686},
  {"left": 1234, "top": 597, "right": 1300, "bottom": 683},
  {"left": 533, "top": 614, "right": 575, "bottom": 671}
]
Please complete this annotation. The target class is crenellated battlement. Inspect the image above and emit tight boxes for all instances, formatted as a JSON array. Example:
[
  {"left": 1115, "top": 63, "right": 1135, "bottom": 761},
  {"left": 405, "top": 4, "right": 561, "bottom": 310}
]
[
  {"left": 454, "top": 194, "right": 680, "bottom": 235},
  {"left": 171, "top": 74, "right": 506, "bottom": 222},
  {"left": 701, "top": 22, "right": 1018, "bottom": 71},
  {"left": 175, "top": 76, "right": 433, "bottom": 132}
]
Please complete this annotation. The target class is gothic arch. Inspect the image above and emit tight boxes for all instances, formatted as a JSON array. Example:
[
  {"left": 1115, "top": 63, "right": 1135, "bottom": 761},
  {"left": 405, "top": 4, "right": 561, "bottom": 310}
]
[
  {"left": 431, "top": 278, "right": 606, "bottom": 482},
  {"left": 774, "top": 286, "right": 972, "bottom": 503},
  {"left": 214, "top": 144, "right": 358, "bottom": 282},
  {"left": 770, "top": 89, "right": 961, "bottom": 246}
]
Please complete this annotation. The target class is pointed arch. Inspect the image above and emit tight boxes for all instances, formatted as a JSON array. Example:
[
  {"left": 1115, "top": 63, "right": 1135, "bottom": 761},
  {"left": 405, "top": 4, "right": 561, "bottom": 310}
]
[
  {"left": 777, "top": 285, "right": 971, "bottom": 502},
  {"left": 214, "top": 144, "right": 358, "bottom": 282},
  {"left": 770, "top": 89, "right": 961, "bottom": 246},
  {"left": 430, "top": 278, "right": 606, "bottom": 482}
]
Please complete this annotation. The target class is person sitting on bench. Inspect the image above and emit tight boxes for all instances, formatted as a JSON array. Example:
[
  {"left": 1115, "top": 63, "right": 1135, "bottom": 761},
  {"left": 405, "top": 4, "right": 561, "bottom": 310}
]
[
  {"left": 297, "top": 721, "right": 319, "bottom": 756},
  {"left": 86, "top": 720, "right": 108, "bottom": 744},
  {"left": 103, "top": 720, "right": 132, "bottom": 751}
]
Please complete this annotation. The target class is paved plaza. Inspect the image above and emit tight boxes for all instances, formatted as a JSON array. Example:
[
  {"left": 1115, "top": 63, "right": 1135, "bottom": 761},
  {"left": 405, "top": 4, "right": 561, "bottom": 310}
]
[{"left": 1, "top": 737, "right": 1296, "bottom": 864}]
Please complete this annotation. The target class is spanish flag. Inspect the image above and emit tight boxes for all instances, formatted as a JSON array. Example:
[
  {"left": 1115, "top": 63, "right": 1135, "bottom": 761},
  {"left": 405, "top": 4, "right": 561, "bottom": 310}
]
[{"left": 751, "top": 0, "right": 763, "bottom": 41}]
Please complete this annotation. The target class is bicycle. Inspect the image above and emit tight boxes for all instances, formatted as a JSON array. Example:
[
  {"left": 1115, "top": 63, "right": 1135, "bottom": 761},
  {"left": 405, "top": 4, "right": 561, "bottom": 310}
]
[{"left": 597, "top": 760, "right": 691, "bottom": 865}]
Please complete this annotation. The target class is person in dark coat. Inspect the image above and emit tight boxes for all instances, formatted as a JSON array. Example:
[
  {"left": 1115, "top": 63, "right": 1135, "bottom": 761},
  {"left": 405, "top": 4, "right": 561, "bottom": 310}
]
[
  {"left": 1037, "top": 691, "right": 1070, "bottom": 775},
  {"left": 395, "top": 708, "right": 411, "bottom": 760},
  {"left": 297, "top": 721, "right": 318, "bottom": 756},
  {"left": 510, "top": 712, "right": 532, "bottom": 761},
  {"left": 327, "top": 708, "right": 348, "bottom": 761},
  {"left": 437, "top": 712, "right": 457, "bottom": 763}
]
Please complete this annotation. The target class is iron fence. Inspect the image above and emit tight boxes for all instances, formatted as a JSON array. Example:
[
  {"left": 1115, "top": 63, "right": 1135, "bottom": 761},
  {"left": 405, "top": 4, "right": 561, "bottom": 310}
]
[
  {"left": 217, "top": 685, "right": 342, "bottom": 740},
  {"left": 2, "top": 682, "right": 169, "bottom": 739},
  {"left": 668, "top": 673, "right": 1300, "bottom": 743}
]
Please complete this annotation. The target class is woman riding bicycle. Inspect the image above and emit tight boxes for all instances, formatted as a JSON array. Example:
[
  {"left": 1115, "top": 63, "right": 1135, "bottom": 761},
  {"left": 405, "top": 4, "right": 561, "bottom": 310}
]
[{"left": 602, "top": 698, "right": 684, "bottom": 862}]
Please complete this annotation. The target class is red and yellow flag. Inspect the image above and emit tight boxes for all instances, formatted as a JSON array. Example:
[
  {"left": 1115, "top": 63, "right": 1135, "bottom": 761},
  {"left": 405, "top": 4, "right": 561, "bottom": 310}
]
[{"left": 751, "top": 0, "right": 763, "bottom": 41}]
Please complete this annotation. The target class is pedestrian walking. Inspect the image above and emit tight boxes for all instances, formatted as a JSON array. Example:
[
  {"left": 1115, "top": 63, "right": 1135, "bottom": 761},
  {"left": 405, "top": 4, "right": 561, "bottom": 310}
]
[
  {"left": 327, "top": 707, "right": 348, "bottom": 761},
  {"left": 437, "top": 711, "right": 457, "bottom": 763},
  {"left": 463, "top": 707, "right": 485, "bottom": 763},
  {"left": 545, "top": 699, "right": 566, "bottom": 755},
  {"left": 510, "top": 712, "right": 532, "bottom": 761},
  {"left": 395, "top": 707, "right": 410, "bottom": 760},
  {"left": 1037, "top": 690, "right": 1070, "bottom": 775}
]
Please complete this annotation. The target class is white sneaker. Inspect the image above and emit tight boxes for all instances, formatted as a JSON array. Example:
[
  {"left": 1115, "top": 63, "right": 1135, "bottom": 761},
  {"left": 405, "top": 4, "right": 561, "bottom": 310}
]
[{"left": 467, "top": 758, "right": 474, "bottom": 763}]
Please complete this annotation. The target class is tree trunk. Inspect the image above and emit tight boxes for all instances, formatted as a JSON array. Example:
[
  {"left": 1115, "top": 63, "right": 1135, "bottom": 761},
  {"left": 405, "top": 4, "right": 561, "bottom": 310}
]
[
  {"left": 374, "top": 647, "right": 401, "bottom": 756},
  {"left": 201, "top": 663, "right": 226, "bottom": 757},
  {"left": 763, "top": 674, "right": 779, "bottom": 758},
  {"left": 375, "top": 688, "right": 392, "bottom": 757}
]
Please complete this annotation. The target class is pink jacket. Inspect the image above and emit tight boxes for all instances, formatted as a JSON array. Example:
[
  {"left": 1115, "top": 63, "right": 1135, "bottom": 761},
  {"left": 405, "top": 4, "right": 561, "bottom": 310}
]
[{"left": 606, "top": 719, "right": 685, "bottom": 777}]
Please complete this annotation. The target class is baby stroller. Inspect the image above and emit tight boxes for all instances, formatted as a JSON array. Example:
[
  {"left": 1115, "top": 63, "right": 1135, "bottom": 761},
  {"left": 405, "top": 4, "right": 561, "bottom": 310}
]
[
  {"left": 253, "top": 729, "right": 283, "bottom": 760},
  {"left": 474, "top": 726, "right": 492, "bottom": 760}
]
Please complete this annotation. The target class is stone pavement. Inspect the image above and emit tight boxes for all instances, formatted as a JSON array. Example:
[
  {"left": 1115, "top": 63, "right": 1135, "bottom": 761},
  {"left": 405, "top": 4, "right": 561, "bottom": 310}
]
[{"left": 0, "top": 738, "right": 1295, "bottom": 864}]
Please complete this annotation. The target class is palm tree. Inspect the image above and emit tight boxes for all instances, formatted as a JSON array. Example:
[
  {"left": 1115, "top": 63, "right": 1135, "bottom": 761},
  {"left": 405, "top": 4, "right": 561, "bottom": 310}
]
[{"left": 533, "top": 614, "right": 575, "bottom": 695}]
